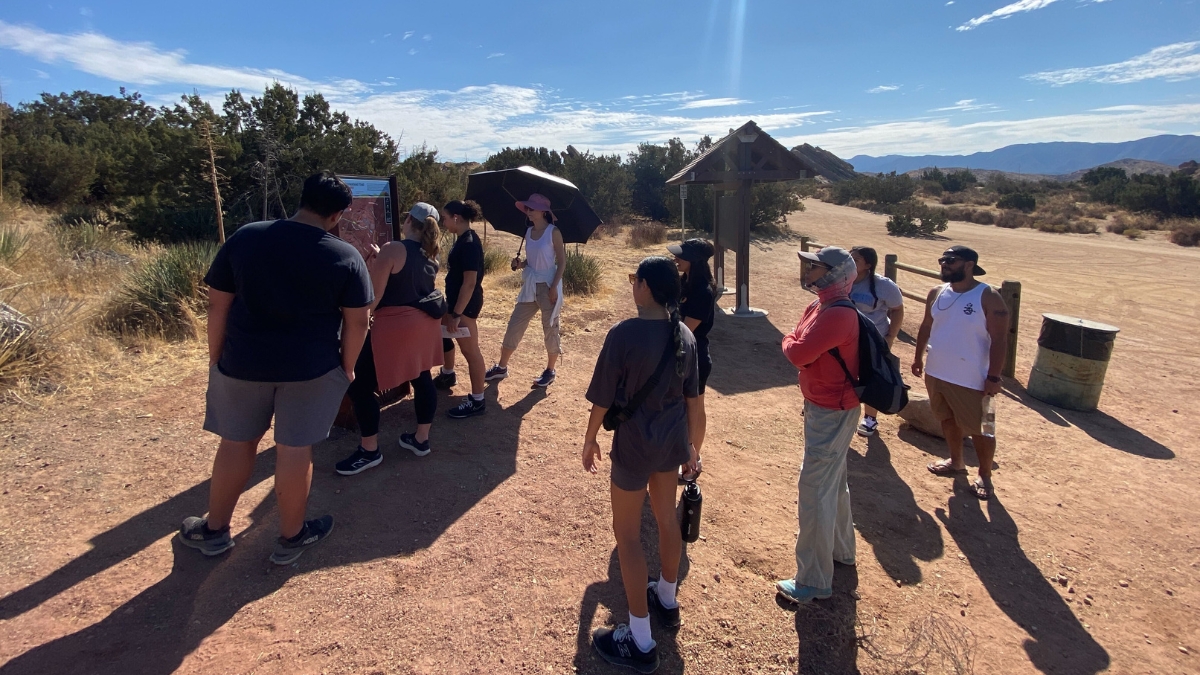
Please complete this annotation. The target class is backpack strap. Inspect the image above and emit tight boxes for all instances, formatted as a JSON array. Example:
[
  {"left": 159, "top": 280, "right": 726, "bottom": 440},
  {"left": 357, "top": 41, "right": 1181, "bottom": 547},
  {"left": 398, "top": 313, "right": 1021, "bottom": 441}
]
[{"left": 825, "top": 300, "right": 859, "bottom": 387}]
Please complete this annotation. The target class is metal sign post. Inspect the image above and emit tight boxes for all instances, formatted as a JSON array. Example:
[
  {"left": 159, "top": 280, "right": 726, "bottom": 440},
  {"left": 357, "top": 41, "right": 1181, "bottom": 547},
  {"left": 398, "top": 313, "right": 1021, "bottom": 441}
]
[{"left": 679, "top": 183, "right": 688, "bottom": 242}]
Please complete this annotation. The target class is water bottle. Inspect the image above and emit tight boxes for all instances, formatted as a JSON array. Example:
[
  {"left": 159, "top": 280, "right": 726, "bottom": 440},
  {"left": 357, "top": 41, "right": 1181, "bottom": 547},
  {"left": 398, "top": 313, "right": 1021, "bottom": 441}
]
[
  {"left": 678, "top": 480, "right": 703, "bottom": 543},
  {"left": 981, "top": 396, "right": 996, "bottom": 438}
]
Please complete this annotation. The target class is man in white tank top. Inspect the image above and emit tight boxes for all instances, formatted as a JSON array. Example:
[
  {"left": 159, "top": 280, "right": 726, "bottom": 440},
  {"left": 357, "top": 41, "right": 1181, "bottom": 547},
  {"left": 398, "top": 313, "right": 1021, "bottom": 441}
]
[{"left": 911, "top": 246, "right": 1009, "bottom": 500}]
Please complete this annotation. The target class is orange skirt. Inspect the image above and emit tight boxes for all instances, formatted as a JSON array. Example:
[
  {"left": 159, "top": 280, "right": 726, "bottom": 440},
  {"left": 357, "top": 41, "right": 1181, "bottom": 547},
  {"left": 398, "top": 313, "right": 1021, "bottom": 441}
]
[{"left": 371, "top": 306, "right": 444, "bottom": 391}]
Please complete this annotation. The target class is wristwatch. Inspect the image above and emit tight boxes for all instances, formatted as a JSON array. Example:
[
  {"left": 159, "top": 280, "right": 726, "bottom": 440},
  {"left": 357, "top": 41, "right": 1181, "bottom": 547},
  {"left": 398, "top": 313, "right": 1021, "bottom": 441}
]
[
  {"left": 986, "top": 375, "right": 1001, "bottom": 383},
  {"left": 448, "top": 311, "right": 461, "bottom": 319}
]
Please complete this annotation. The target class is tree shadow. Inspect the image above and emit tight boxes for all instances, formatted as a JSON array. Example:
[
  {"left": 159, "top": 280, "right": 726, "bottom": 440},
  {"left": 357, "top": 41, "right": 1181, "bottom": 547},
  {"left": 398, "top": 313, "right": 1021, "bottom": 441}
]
[
  {"left": 705, "top": 312, "right": 798, "bottom": 396},
  {"left": 936, "top": 489, "right": 1110, "bottom": 675},
  {"left": 0, "top": 387, "right": 544, "bottom": 674},
  {"left": 1002, "top": 383, "right": 1174, "bottom": 460},
  {"left": 776, "top": 563, "right": 860, "bottom": 675},
  {"left": 573, "top": 499, "right": 690, "bottom": 675},
  {"left": 847, "top": 435, "right": 943, "bottom": 585}
]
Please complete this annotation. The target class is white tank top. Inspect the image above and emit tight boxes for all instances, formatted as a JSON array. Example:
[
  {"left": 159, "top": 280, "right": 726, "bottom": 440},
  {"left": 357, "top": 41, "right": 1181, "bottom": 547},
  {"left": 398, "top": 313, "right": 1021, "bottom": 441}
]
[
  {"left": 925, "top": 282, "right": 990, "bottom": 391},
  {"left": 525, "top": 224, "right": 557, "bottom": 273}
]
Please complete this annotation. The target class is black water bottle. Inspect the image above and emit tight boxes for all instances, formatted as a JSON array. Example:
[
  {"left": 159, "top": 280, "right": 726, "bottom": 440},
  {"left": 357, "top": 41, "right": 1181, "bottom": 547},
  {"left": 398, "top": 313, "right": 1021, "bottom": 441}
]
[{"left": 678, "top": 480, "right": 702, "bottom": 543}]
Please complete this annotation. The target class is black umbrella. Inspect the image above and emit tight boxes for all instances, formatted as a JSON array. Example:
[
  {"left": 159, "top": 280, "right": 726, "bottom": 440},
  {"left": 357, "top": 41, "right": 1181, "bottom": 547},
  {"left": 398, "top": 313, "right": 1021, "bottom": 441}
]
[{"left": 465, "top": 166, "right": 603, "bottom": 245}]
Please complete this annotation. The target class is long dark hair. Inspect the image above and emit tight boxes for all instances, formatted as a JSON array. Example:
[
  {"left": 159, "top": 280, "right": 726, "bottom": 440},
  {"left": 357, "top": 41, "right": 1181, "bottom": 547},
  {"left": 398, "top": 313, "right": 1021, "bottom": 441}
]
[
  {"left": 681, "top": 257, "right": 716, "bottom": 303},
  {"left": 850, "top": 246, "right": 879, "bottom": 308},
  {"left": 443, "top": 199, "right": 481, "bottom": 222},
  {"left": 637, "top": 256, "right": 686, "bottom": 377}
]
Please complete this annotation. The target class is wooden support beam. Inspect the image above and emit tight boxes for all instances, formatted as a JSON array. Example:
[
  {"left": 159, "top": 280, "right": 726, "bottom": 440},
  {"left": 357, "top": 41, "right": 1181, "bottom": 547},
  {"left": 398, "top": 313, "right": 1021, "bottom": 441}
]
[
  {"left": 884, "top": 254, "right": 898, "bottom": 283},
  {"left": 999, "top": 280, "right": 1022, "bottom": 379}
]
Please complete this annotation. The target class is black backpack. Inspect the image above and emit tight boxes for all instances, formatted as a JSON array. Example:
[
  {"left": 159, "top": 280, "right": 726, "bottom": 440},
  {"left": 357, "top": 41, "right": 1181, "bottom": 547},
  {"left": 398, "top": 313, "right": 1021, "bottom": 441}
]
[{"left": 826, "top": 300, "right": 910, "bottom": 414}]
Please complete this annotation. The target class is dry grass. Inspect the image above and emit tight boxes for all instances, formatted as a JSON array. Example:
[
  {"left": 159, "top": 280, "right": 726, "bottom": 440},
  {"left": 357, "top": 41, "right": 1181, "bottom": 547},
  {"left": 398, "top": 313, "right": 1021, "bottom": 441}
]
[
  {"left": 1106, "top": 212, "right": 1162, "bottom": 233},
  {"left": 627, "top": 221, "right": 667, "bottom": 248},
  {"left": 862, "top": 611, "right": 978, "bottom": 675},
  {"left": 1169, "top": 219, "right": 1200, "bottom": 247}
]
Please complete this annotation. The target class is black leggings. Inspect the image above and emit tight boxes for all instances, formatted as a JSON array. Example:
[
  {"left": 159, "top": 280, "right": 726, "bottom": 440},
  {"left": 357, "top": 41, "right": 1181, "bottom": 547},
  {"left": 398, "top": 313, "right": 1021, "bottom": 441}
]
[{"left": 347, "top": 333, "right": 437, "bottom": 437}]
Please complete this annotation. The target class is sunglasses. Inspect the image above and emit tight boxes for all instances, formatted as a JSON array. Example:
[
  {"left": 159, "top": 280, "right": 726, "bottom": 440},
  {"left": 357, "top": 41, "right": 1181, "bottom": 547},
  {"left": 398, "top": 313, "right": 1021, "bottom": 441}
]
[{"left": 938, "top": 256, "right": 963, "bottom": 265}]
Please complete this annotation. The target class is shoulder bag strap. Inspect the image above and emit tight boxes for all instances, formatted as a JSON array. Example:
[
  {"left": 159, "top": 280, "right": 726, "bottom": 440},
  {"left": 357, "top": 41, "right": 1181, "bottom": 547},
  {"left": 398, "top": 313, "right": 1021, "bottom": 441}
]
[
  {"left": 622, "top": 325, "right": 677, "bottom": 418},
  {"left": 825, "top": 300, "right": 858, "bottom": 386}
]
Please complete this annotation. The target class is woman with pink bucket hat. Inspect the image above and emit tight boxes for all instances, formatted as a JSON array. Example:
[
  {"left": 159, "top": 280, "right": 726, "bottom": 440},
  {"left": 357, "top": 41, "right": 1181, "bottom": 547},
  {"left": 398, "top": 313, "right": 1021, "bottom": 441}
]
[{"left": 485, "top": 193, "right": 567, "bottom": 388}]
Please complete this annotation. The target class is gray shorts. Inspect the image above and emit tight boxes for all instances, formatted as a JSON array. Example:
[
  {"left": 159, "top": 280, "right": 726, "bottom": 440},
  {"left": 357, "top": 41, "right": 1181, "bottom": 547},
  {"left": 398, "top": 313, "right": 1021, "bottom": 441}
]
[{"left": 203, "top": 365, "right": 350, "bottom": 447}]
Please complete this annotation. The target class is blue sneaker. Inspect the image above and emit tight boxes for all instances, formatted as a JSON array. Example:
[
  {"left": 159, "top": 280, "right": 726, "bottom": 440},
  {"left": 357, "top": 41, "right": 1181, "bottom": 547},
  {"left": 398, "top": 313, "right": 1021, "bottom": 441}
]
[{"left": 775, "top": 579, "right": 832, "bottom": 604}]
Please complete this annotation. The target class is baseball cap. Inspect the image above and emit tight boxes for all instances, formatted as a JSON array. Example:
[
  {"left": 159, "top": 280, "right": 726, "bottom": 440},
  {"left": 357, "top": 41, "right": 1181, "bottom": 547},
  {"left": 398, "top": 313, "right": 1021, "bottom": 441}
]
[
  {"left": 409, "top": 202, "right": 440, "bottom": 223},
  {"left": 667, "top": 238, "right": 714, "bottom": 263},
  {"left": 943, "top": 245, "right": 986, "bottom": 275},
  {"left": 797, "top": 246, "right": 853, "bottom": 270}
]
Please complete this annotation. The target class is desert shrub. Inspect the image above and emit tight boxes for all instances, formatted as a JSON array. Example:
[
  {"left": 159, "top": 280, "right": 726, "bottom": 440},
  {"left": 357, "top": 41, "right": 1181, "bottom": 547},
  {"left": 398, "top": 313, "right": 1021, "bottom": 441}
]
[
  {"left": 1034, "top": 220, "right": 1097, "bottom": 234},
  {"left": 997, "top": 192, "right": 1036, "bottom": 212},
  {"left": 54, "top": 220, "right": 131, "bottom": 262},
  {"left": 945, "top": 206, "right": 991, "bottom": 223},
  {"left": 1123, "top": 228, "right": 1144, "bottom": 240},
  {"left": 1108, "top": 212, "right": 1162, "bottom": 232},
  {"left": 1168, "top": 220, "right": 1200, "bottom": 246},
  {"left": 54, "top": 204, "right": 112, "bottom": 228},
  {"left": 886, "top": 200, "right": 948, "bottom": 237},
  {"left": 971, "top": 210, "right": 995, "bottom": 225},
  {"left": 102, "top": 242, "right": 217, "bottom": 339},
  {"left": 832, "top": 172, "right": 916, "bottom": 206},
  {"left": 996, "top": 211, "right": 1031, "bottom": 229},
  {"left": 563, "top": 250, "right": 601, "bottom": 296},
  {"left": 0, "top": 223, "right": 31, "bottom": 266},
  {"left": 0, "top": 286, "right": 84, "bottom": 388},
  {"left": 627, "top": 221, "right": 666, "bottom": 248},
  {"left": 482, "top": 244, "right": 510, "bottom": 276},
  {"left": 919, "top": 180, "right": 944, "bottom": 197},
  {"left": 592, "top": 221, "right": 623, "bottom": 239}
]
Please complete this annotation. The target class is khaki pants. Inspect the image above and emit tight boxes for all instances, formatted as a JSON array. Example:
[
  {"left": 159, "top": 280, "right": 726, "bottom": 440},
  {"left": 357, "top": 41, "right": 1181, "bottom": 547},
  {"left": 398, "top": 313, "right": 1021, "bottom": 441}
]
[
  {"left": 794, "top": 401, "right": 858, "bottom": 590},
  {"left": 502, "top": 282, "right": 561, "bottom": 355}
]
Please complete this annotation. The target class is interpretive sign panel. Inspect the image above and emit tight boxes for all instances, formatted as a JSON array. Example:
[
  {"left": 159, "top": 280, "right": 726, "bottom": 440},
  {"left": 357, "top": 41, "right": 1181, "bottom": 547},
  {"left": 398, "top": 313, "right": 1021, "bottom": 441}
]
[{"left": 333, "top": 175, "right": 400, "bottom": 260}]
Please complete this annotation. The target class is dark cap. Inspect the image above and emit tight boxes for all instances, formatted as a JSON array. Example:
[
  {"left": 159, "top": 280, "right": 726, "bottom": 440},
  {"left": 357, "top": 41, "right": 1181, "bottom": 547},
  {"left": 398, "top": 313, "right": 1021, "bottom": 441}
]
[
  {"left": 944, "top": 245, "right": 986, "bottom": 276},
  {"left": 667, "top": 238, "right": 714, "bottom": 263}
]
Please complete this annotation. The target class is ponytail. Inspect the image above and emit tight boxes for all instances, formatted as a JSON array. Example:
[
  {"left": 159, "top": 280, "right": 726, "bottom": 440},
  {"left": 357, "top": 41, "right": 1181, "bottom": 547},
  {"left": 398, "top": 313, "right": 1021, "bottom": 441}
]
[
  {"left": 850, "top": 246, "right": 880, "bottom": 308},
  {"left": 416, "top": 215, "right": 440, "bottom": 260},
  {"left": 637, "top": 256, "right": 686, "bottom": 377}
]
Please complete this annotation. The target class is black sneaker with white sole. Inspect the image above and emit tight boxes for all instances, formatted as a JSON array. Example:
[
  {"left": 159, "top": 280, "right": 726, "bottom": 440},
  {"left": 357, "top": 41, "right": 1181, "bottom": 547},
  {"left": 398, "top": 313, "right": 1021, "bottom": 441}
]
[
  {"left": 432, "top": 371, "right": 457, "bottom": 390},
  {"left": 484, "top": 364, "right": 508, "bottom": 381},
  {"left": 335, "top": 446, "right": 382, "bottom": 475},
  {"left": 269, "top": 515, "right": 334, "bottom": 566},
  {"left": 857, "top": 416, "right": 878, "bottom": 437},
  {"left": 532, "top": 369, "right": 556, "bottom": 388},
  {"left": 447, "top": 396, "right": 486, "bottom": 419},
  {"left": 398, "top": 432, "right": 431, "bottom": 457},
  {"left": 179, "top": 516, "right": 234, "bottom": 556},
  {"left": 592, "top": 624, "right": 659, "bottom": 673},
  {"left": 646, "top": 580, "right": 681, "bottom": 629}
]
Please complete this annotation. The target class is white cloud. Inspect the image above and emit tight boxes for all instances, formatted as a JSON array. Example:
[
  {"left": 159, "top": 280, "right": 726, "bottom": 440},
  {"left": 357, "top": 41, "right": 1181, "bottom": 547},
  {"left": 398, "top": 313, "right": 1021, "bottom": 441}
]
[
  {"left": 422, "top": 34, "right": 432, "bottom": 42},
  {"left": 33, "top": 68, "right": 49, "bottom": 78},
  {"left": 929, "top": 98, "right": 995, "bottom": 112},
  {"left": 408, "top": 48, "right": 417, "bottom": 56},
  {"left": 487, "top": 52, "right": 504, "bottom": 59},
  {"left": 957, "top": 0, "right": 1059, "bottom": 31},
  {"left": 783, "top": 103, "right": 1200, "bottom": 157},
  {"left": 79, "top": 7, "right": 92, "bottom": 16},
  {"left": 403, "top": 31, "right": 414, "bottom": 40},
  {"left": 867, "top": 85, "right": 900, "bottom": 94},
  {"left": 675, "top": 97, "right": 748, "bottom": 110},
  {"left": 1025, "top": 42, "right": 1200, "bottom": 85}
]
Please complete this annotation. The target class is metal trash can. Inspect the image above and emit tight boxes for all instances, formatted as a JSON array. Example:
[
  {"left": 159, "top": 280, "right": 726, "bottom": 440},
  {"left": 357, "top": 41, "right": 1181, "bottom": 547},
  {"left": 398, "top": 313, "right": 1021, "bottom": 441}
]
[{"left": 1027, "top": 313, "right": 1119, "bottom": 411}]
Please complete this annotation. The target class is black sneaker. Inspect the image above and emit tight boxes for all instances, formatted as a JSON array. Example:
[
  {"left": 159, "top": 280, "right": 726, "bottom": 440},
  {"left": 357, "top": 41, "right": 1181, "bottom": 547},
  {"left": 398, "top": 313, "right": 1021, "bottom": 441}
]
[
  {"left": 592, "top": 624, "right": 659, "bottom": 673},
  {"left": 532, "top": 369, "right": 556, "bottom": 388},
  {"left": 484, "top": 364, "right": 508, "bottom": 382},
  {"left": 647, "top": 580, "right": 681, "bottom": 629},
  {"left": 178, "top": 517, "right": 234, "bottom": 556},
  {"left": 399, "top": 432, "right": 431, "bottom": 457},
  {"left": 269, "top": 515, "right": 334, "bottom": 566},
  {"left": 433, "top": 371, "right": 457, "bottom": 390},
  {"left": 447, "top": 396, "right": 486, "bottom": 419},
  {"left": 335, "top": 446, "right": 382, "bottom": 475}
]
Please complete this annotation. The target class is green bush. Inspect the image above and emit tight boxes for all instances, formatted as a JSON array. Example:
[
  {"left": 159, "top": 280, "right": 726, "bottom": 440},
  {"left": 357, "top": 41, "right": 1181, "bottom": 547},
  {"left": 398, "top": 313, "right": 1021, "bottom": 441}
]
[
  {"left": 482, "top": 244, "right": 510, "bottom": 276},
  {"left": 885, "top": 200, "right": 948, "bottom": 237},
  {"left": 833, "top": 172, "right": 916, "bottom": 207},
  {"left": 54, "top": 221, "right": 130, "bottom": 262},
  {"left": 563, "top": 250, "right": 601, "bottom": 296},
  {"left": 103, "top": 242, "right": 217, "bottom": 338},
  {"left": 1123, "top": 228, "right": 1143, "bottom": 240},
  {"left": 0, "top": 224, "right": 31, "bottom": 266},
  {"left": 1170, "top": 221, "right": 1200, "bottom": 246},
  {"left": 997, "top": 193, "right": 1036, "bottom": 212},
  {"left": 995, "top": 211, "right": 1031, "bottom": 229}
]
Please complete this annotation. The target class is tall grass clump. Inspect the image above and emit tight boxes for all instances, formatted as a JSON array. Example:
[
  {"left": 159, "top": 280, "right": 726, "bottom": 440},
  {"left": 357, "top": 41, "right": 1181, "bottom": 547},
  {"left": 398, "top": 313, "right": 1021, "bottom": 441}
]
[
  {"left": 563, "top": 250, "right": 602, "bottom": 296},
  {"left": 54, "top": 220, "right": 131, "bottom": 262},
  {"left": 483, "top": 244, "right": 510, "bottom": 276},
  {"left": 0, "top": 285, "right": 81, "bottom": 389},
  {"left": 0, "top": 223, "right": 32, "bottom": 266},
  {"left": 1169, "top": 220, "right": 1200, "bottom": 247},
  {"left": 627, "top": 222, "right": 666, "bottom": 248},
  {"left": 103, "top": 242, "right": 217, "bottom": 339}
]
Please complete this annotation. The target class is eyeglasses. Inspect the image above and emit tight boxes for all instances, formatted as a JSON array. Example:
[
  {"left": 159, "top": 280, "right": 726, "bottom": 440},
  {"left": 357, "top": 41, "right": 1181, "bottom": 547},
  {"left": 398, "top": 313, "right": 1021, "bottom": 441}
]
[
  {"left": 628, "top": 273, "right": 640, "bottom": 285},
  {"left": 938, "top": 256, "right": 962, "bottom": 265}
]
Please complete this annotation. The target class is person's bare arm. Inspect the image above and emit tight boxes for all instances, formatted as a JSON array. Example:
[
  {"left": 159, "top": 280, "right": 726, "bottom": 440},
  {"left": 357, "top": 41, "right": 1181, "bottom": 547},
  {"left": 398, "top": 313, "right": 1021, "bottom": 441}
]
[
  {"left": 981, "top": 286, "right": 1010, "bottom": 395},
  {"left": 548, "top": 228, "right": 567, "bottom": 306},
  {"left": 367, "top": 243, "right": 404, "bottom": 310},
  {"left": 686, "top": 395, "right": 705, "bottom": 455},
  {"left": 885, "top": 305, "right": 905, "bottom": 346},
  {"left": 911, "top": 286, "right": 939, "bottom": 377},
  {"left": 683, "top": 317, "right": 702, "bottom": 333},
  {"left": 340, "top": 306, "right": 371, "bottom": 382},
  {"left": 582, "top": 405, "right": 607, "bottom": 473},
  {"left": 207, "top": 288, "right": 235, "bottom": 366}
]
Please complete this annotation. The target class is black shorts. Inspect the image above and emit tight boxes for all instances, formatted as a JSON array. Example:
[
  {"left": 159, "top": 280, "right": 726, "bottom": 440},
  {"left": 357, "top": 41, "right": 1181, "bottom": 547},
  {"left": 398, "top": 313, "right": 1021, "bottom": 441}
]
[
  {"left": 698, "top": 357, "right": 712, "bottom": 394},
  {"left": 449, "top": 290, "right": 483, "bottom": 320}
]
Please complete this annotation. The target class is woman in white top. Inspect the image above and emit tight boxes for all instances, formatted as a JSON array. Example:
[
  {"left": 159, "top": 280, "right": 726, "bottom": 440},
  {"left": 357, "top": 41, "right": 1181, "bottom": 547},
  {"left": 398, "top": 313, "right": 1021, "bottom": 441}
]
[
  {"left": 849, "top": 246, "right": 904, "bottom": 437},
  {"left": 486, "top": 193, "right": 567, "bottom": 388}
]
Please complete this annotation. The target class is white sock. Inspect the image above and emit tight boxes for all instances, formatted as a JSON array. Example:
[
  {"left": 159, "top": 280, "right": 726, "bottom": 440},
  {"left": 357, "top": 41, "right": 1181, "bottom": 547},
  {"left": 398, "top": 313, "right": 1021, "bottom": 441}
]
[
  {"left": 656, "top": 575, "right": 678, "bottom": 609},
  {"left": 440, "top": 367, "right": 454, "bottom": 375},
  {"left": 469, "top": 392, "right": 484, "bottom": 402},
  {"left": 628, "top": 612, "right": 655, "bottom": 652}
]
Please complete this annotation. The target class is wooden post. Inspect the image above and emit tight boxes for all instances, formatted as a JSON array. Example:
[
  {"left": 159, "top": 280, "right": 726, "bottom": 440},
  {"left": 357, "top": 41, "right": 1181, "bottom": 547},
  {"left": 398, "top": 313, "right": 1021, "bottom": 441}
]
[
  {"left": 713, "top": 189, "right": 726, "bottom": 292},
  {"left": 1000, "top": 280, "right": 1022, "bottom": 378},
  {"left": 799, "top": 236, "right": 810, "bottom": 277},
  {"left": 884, "top": 253, "right": 898, "bottom": 283},
  {"left": 734, "top": 178, "right": 751, "bottom": 313}
]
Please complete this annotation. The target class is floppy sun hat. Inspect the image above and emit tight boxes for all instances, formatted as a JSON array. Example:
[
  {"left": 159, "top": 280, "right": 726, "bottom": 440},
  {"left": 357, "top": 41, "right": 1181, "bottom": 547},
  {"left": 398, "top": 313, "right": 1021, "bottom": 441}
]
[{"left": 515, "top": 193, "right": 556, "bottom": 221}]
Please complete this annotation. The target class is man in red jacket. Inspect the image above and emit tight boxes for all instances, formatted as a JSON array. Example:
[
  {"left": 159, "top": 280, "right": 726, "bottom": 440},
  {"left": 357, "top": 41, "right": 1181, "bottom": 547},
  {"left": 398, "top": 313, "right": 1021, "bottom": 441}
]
[{"left": 775, "top": 246, "right": 860, "bottom": 604}]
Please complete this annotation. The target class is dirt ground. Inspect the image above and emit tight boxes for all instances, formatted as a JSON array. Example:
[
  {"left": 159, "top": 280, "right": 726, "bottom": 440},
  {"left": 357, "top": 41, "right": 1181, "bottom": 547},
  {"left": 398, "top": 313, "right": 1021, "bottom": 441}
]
[{"left": 0, "top": 201, "right": 1197, "bottom": 675}]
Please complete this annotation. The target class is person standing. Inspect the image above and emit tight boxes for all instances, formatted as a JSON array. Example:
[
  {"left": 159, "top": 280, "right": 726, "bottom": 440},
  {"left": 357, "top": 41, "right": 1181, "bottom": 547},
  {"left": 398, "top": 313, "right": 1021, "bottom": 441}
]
[
  {"left": 485, "top": 194, "right": 565, "bottom": 388},
  {"left": 582, "top": 256, "right": 703, "bottom": 673},
  {"left": 775, "top": 246, "right": 860, "bottom": 604},
  {"left": 668, "top": 238, "right": 715, "bottom": 477},
  {"left": 912, "top": 246, "right": 1009, "bottom": 500},
  {"left": 335, "top": 203, "right": 444, "bottom": 475},
  {"left": 435, "top": 200, "right": 489, "bottom": 419},
  {"left": 180, "top": 171, "right": 372, "bottom": 565},
  {"left": 848, "top": 246, "right": 904, "bottom": 437}
]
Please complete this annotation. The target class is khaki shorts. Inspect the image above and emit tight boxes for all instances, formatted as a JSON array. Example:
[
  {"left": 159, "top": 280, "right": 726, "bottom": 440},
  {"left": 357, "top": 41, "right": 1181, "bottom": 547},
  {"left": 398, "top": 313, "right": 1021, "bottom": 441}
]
[
  {"left": 203, "top": 365, "right": 350, "bottom": 447},
  {"left": 925, "top": 375, "right": 984, "bottom": 437}
]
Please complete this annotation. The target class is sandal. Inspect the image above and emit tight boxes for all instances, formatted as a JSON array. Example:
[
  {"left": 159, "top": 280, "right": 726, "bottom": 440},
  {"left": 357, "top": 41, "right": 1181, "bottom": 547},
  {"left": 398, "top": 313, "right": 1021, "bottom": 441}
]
[
  {"left": 971, "top": 477, "right": 994, "bottom": 500},
  {"left": 927, "top": 461, "right": 968, "bottom": 476}
]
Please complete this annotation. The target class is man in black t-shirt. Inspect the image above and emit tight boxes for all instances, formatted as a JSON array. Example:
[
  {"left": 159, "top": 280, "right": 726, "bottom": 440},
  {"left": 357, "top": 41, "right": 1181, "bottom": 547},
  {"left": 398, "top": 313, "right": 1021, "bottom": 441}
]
[{"left": 179, "top": 172, "right": 373, "bottom": 566}]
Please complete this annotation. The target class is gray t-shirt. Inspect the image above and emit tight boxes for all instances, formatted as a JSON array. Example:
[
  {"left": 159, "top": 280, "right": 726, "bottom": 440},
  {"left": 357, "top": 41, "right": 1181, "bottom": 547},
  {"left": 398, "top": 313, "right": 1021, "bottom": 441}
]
[
  {"left": 850, "top": 274, "right": 904, "bottom": 337},
  {"left": 586, "top": 314, "right": 699, "bottom": 474}
]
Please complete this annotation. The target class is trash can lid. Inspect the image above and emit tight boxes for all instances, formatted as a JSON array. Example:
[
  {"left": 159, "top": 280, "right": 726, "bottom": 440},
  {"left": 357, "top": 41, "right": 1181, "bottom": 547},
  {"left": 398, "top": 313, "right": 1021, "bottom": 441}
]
[{"left": 1041, "top": 313, "right": 1119, "bottom": 334}]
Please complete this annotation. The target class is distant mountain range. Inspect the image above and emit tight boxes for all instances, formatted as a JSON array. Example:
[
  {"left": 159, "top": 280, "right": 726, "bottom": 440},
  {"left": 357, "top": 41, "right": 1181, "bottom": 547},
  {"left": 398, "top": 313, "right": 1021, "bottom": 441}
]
[{"left": 848, "top": 134, "right": 1200, "bottom": 175}]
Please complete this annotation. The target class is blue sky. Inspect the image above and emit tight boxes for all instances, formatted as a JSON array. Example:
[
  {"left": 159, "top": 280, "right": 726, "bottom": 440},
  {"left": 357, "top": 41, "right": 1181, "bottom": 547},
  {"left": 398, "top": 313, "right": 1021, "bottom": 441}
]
[{"left": 1, "top": 0, "right": 1198, "bottom": 160}]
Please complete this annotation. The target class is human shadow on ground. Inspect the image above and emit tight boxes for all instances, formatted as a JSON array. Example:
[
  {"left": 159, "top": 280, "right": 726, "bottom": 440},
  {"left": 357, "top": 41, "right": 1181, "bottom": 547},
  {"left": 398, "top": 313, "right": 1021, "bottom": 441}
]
[
  {"left": 775, "top": 563, "right": 860, "bottom": 675},
  {"left": 0, "top": 386, "right": 545, "bottom": 675},
  {"left": 573, "top": 501, "right": 691, "bottom": 674},
  {"left": 936, "top": 488, "right": 1110, "bottom": 675},
  {"left": 897, "top": 426, "right": 1002, "bottom": 472},
  {"left": 705, "top": 312, "right": 798, "bottom": 396},
  {"left": 847, "top": 435, "right": 943, "bottom": 585},
  {"left": 1003, "top": 383, "right": 1174, "bottom": 460}
]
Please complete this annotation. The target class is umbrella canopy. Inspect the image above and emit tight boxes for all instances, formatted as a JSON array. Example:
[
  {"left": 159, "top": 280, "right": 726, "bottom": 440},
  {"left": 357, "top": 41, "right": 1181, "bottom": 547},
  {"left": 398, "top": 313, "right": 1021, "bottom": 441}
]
[{"left": 465, "top": 166, "right": 603, "bottom": 244}]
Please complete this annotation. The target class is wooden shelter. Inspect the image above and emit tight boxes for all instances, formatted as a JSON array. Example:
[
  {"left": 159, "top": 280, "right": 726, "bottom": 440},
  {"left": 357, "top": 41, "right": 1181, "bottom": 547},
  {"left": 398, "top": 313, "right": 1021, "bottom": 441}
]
[{"left": 667, "top": 120, "right": 821, "bottom": 316}]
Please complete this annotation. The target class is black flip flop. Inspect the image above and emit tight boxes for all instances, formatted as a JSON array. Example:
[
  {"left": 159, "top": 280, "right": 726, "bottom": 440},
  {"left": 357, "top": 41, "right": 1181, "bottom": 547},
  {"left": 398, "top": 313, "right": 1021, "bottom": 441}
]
[{"left": 971, "top": 478, "right": 994, "bottom": 500}]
